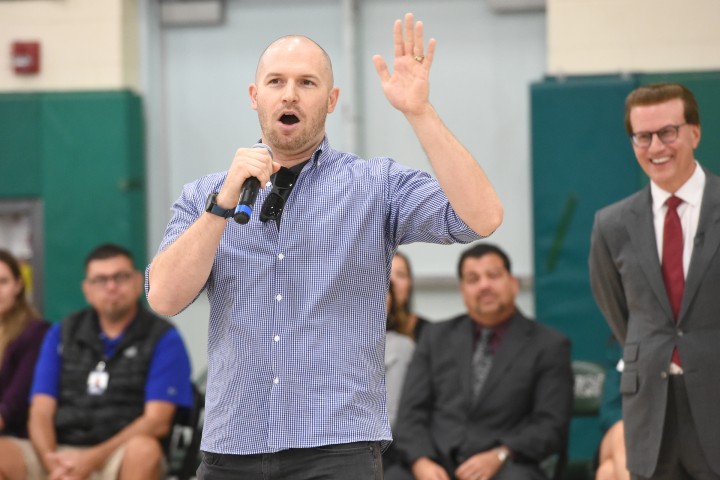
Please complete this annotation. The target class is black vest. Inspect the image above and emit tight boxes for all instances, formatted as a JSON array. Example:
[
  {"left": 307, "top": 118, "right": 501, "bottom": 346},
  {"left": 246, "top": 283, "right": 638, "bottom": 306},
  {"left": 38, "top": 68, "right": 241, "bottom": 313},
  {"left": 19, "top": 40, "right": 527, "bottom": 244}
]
[{"left": 54, "top": 305, "right": 171, "bottom": 445}]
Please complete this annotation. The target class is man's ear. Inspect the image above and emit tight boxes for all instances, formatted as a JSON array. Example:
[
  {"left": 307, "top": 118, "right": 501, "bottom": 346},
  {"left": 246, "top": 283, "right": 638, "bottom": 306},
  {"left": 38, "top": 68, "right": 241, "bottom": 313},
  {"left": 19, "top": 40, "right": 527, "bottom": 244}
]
[
  {"left": 249, "top": 84, "right": 258, "bottom": 111},
  {"left": 81, "top": 279, "right": 91, "bottom": 302},
  {"left": 326, "top": 87, "right": 340, "bottom": 114},
  {"left": 690, "top": 124, "right": 701, "bottom": 149},
  {"left": 511, "top": 276, "right": 520, "bottom": 297}
]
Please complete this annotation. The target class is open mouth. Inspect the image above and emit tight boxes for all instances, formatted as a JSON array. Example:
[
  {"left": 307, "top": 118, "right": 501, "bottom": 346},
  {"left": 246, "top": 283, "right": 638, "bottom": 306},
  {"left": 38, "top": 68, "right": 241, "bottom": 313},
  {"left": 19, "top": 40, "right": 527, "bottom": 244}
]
[{"left": 279, "top": 114, "right": 299, "bottom": 125}]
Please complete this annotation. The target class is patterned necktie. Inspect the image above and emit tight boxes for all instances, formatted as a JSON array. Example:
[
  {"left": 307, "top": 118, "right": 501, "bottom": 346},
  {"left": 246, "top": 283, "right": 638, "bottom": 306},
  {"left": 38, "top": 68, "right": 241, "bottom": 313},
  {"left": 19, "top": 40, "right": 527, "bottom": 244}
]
[
  {"left": 662, "top": 195, "right": 684, "bottom": 366},
  {"left": 472, "top": 328, "right": 494, "bottom": 402}
]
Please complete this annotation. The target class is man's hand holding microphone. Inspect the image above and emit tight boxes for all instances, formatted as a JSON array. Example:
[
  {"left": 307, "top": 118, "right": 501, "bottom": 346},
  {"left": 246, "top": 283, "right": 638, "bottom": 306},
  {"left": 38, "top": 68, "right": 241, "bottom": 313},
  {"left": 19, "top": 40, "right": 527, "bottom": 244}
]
[{"left": 214, "top": 143, "right": 279, "bottom": 224}]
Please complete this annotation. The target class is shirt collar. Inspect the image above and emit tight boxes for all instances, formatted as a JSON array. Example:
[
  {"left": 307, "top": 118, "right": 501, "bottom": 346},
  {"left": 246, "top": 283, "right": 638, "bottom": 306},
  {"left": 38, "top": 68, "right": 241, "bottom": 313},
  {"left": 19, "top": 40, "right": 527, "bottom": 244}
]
[
  {"left": 254, "top": 137, "right": 327, "bottom": 169},
  {"left": 311, "top": 137, "right": 329, "bottom": 166},
  {"left": 651, "top": 160, "right": 705, "bottom": 215},
  {"left": 472, "top": 311, "right": 514, "bottom": 342}
]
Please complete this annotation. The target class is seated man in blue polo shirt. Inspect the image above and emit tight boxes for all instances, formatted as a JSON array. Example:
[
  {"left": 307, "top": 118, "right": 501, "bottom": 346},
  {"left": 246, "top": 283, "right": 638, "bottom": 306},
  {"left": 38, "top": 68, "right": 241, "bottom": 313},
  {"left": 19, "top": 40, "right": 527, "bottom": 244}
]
[{"left": 0, "top": 243, "right": 193, "bottom": 480}]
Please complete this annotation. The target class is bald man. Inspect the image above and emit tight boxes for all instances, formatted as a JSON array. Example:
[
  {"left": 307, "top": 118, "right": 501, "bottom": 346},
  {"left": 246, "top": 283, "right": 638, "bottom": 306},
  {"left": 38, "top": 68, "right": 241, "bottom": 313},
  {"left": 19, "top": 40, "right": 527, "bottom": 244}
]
[{"left": 146, "top": 13, "right": 503, "bottom": 480}]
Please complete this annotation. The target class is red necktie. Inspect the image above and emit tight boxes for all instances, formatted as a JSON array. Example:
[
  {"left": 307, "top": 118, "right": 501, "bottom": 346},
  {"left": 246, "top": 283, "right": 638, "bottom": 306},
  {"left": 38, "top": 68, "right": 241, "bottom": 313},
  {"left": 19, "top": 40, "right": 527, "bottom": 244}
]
[{"left": 662, "top": 195, "right": 684, "bottom": 366}]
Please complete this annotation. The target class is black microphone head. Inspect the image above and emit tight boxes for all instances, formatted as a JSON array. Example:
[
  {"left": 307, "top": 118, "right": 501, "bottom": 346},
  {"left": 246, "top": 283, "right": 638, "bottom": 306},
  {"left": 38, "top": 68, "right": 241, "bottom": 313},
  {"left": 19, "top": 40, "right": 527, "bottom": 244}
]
[
  {"left": 234, "top": 210, "right": 251, "bottom": 224},
  {"left": 252, "top": 142, "right": 274, "bottom": 160}
]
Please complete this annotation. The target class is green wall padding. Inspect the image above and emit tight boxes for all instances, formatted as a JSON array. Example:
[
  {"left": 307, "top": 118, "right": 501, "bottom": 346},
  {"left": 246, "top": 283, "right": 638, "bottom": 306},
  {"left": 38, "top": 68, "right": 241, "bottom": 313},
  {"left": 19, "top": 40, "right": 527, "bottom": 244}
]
[
  {"left": 531, "top": 76, "right": 641, "bottom": 466},
  {"left": 638, "top": 71, "right": 720, "bottom": 175},
  {"left": 531, "top": 75, "right": 641, "bottom": 358},
  {"left": 0, "top": 91, "right": 146, "bottom": 322},
  {"left": 531, "top": 72, "right": 720, "bottom": 473},
  {"left": 0, "top": 93, "right": 43, "bottom": 195}
]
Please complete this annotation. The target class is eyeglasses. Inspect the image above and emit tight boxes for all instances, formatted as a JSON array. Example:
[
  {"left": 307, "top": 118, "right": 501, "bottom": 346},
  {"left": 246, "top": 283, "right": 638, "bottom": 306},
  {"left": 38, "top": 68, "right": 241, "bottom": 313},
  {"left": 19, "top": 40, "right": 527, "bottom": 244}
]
[
  {"left": 260, "top": 167, "right": 298, "bottom": 222},
  {"left": 630, "top": 123, "right": 687, "bottom": 148},
  {"left": 86, "top": 271, "right": 135, "bottom": 288}
]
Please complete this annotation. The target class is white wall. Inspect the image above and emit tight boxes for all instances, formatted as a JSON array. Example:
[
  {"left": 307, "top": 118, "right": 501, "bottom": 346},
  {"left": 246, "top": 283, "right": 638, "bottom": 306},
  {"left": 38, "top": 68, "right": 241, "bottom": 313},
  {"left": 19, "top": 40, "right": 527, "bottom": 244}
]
[
  {"left": 143, "top": 0, "right": 545, "bottom": 375},
  {"left": 360, "top": 0, "right": 544, "bottom": 282},
  {"left": 0, "top": 0, "right": 138, "bottom": 92},
  {"left": 548, "top": 0, "right": 720, "bottom": 75}
]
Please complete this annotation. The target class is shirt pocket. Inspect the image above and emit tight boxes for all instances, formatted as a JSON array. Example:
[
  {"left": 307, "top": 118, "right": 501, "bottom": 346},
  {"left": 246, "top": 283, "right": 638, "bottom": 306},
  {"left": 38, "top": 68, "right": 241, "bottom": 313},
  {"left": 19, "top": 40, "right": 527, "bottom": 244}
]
[{"left": 620, "top": 342, "right": 639, "bottom": 395}]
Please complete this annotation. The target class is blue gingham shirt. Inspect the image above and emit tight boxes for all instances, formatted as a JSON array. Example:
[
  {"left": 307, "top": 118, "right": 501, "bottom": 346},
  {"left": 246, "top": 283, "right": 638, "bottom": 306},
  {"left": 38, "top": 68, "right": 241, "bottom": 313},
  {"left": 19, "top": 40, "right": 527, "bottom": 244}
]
[{"left": 148, "top": 137, "right": 482, "bottom": 454}]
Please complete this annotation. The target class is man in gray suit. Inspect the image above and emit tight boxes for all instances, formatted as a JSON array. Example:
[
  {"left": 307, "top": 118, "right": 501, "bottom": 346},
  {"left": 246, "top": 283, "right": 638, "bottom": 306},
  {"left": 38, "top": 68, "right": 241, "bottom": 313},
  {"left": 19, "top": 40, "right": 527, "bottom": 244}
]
[
  {"left": 393, "top": 243, "right": 573, "bottom": 480},
  {"left": 590, "top": 83, "right": 720, "bottom": 480}
]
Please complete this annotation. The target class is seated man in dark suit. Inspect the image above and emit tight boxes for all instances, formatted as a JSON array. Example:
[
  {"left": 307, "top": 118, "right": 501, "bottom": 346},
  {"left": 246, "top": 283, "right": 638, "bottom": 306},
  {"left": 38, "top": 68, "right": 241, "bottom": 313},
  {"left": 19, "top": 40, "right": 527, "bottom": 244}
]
[{"left": 392, "top": 243, "right": 574, "bottom": 480}]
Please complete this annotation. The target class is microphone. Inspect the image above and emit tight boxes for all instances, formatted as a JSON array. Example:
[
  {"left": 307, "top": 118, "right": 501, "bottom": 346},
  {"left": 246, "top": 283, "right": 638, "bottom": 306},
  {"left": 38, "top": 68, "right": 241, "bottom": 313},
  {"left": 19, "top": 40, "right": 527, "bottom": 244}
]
[{"left": 233, "top": 143, "right": 273, "bottom": 224}]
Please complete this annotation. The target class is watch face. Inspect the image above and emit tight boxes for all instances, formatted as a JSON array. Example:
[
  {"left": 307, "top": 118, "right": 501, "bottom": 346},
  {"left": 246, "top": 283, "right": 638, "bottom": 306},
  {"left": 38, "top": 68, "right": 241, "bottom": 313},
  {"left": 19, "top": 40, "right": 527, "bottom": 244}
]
[
  {"left": 206, "top": 193, "right": 230, "bottom": 217},
  {"left": 205, "top": 194, "right": 216, "bottom": 211}
]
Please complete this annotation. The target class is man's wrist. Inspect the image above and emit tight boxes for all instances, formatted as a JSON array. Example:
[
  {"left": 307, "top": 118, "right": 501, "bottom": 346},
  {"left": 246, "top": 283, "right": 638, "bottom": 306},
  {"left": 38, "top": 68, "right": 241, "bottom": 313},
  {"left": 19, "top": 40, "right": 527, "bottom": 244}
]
[
  {"left": 41, "top": 451, "right": 57, "bottom": 473},
  {"left": 214, "top": 190, "right": 237, "bottom": 210},
  {"left": 205, "top": 192, "right": 235, "bottom": 219},
  {"left": 411, "top": 456, "right": 439, "bottom": 475}
]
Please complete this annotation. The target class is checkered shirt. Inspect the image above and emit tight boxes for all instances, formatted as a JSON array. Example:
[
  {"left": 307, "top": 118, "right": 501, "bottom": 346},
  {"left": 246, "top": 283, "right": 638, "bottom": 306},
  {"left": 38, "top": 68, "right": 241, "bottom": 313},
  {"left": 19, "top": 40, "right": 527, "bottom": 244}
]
[{"left": 147, "top": 137, "right": 482, "bottom": 454}]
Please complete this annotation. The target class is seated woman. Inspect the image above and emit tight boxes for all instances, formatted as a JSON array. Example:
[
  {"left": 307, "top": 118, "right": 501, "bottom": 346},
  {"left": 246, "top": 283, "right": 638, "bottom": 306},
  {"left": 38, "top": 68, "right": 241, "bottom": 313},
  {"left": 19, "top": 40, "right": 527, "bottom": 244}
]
[
  {"left": 0, "top": 250, "right": 50, "bottom": 437},
  {"left": 391, "top": 252, "right": 429, "bottom": 339},
  {"left": 383, "top": 283, "right": 416, "bottom": 478},
  {"left": 385, "top": 284, "right": 416, "bottom": 428}
]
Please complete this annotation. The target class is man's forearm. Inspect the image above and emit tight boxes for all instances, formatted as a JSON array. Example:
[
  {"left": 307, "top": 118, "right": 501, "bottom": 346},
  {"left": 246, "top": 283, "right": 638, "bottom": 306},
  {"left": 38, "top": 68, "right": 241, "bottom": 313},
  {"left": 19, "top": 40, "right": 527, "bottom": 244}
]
[
  {"left": 148, "top": 213, "right": 227, "bottom": 316},
  {"left": 28, "top": 414, "right": 57, "bottom": 471},
  {"left": 405, "top": 104, "right": 503, "bottom": 237}
]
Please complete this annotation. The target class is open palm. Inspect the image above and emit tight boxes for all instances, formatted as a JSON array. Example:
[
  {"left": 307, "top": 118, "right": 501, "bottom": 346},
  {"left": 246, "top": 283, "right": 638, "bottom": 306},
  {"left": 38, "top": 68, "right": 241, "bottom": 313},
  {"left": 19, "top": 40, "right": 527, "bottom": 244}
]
[{"left": 373, "top": 13, "right": 436, "bottom": 117}]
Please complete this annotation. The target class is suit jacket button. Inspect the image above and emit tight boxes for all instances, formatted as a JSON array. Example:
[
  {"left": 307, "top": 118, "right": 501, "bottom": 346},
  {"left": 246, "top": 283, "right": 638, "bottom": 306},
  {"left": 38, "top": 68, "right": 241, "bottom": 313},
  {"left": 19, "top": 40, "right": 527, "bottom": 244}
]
[
  {"left": 661, "top": 371, "right": 668, "bottom": 379},
  {"left": 677, "top": 330, "right": 684, "bottom": 336}
]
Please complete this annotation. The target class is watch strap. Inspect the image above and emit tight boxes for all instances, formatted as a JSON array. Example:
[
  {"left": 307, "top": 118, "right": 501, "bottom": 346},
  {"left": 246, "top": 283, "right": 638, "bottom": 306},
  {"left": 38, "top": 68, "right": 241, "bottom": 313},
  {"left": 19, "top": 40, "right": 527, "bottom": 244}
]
[{"left": 206, "top": 193, "right": 234, "bottom": 218}]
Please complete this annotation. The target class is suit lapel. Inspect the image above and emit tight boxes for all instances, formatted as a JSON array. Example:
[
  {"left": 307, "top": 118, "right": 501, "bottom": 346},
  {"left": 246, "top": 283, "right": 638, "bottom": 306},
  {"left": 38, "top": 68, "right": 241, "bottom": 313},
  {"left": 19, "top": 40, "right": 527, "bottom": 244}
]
[
  {"left": 473, "top": 312, "right": 531, "bottom": 408},
  {"left": 625, "top": 187, "right": 675, "bottom": 320},
  {"left": 680, "top": 172, "right": 720, "bottom": 321}
]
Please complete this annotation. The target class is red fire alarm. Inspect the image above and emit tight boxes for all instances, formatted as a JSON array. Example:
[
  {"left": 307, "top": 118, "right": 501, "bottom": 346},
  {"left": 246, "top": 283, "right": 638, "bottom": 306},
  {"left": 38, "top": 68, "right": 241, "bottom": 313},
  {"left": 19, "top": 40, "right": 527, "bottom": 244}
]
[{"left": 12, "top": 41, "right": 41, "bottom": 74}]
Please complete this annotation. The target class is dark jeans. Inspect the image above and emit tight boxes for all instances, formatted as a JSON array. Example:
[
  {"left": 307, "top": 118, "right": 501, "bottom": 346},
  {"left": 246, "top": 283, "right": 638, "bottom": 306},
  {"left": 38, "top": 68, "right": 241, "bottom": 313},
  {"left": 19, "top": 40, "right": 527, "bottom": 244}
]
[{"left": 197, "top": 441, "right": 383, "bottom": 480}]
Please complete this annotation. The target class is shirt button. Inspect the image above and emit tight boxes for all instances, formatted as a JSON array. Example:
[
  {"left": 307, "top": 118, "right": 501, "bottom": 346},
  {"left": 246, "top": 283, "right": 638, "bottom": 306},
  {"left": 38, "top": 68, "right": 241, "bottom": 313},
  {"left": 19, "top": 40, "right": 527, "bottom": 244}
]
[
  {"left": 273, "top": 377, "right": 279, "bottom": 384},
  {"left": 274, "top": 335, "right": 280, "bottom": 342},
  {"left": 276, "top": 294, "right": 282, "bottom": 301},
  {"left": 278, "top": 253, "right": 285, "bottom": 260}
]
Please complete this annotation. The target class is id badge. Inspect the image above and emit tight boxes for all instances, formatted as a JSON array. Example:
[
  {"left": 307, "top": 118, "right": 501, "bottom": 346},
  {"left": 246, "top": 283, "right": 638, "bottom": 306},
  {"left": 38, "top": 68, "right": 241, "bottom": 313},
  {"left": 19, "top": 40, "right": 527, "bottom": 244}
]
[{"left": 87, "top": 361, "right": 109, "bottom": 395}]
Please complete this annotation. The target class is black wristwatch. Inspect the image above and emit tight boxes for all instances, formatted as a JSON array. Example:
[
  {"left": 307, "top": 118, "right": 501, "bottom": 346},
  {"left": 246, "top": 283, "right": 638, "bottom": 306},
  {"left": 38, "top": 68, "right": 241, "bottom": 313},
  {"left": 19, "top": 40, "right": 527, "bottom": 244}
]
[{"left": 205, "top": 193, "right": 234, "bottom": 218}]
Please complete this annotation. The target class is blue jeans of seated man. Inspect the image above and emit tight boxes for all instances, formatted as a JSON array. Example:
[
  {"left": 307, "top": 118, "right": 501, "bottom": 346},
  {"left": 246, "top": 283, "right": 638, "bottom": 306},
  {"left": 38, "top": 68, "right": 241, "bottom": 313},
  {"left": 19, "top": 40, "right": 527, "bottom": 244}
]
[{"left": 197, "top": 441, "right": 383, "bottom": 480}]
